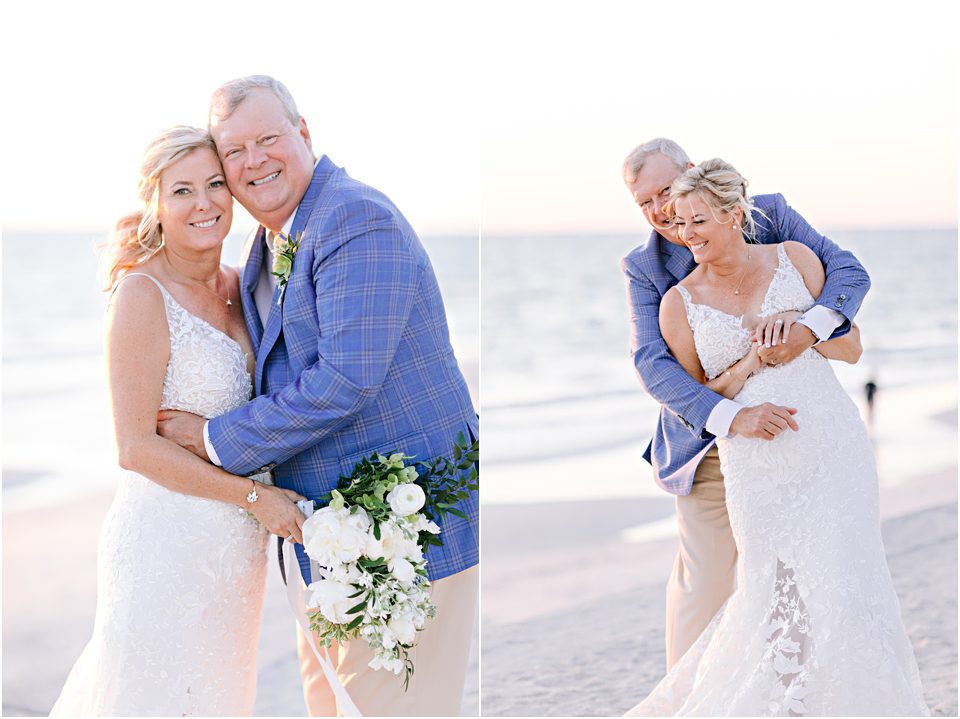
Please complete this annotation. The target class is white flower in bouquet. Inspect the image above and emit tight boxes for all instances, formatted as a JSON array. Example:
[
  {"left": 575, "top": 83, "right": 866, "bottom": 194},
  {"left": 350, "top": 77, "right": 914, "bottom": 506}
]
[
  {"left": 303, "top": 506, "right": 371, "bottom": 567},
  {"left": 387, "top": 556, "right": 417, "bottom": 584},
  {"left": 366, "top": 518, "right": 421, "bottom": 562},
  {"left": 307, "top": 578, "right": 360, "bottom": 624},
  {"left": 388, "top": 609, "right": 420, "bottom": 645},
  {"left": 368, "top": 653, "right": 405, "bottom": 674},
  {"left": 386, "top": 482, "right": 426, "bottom": 516},
  {"left": 412, "top": 514, "right": 441, "bottom": 535}
]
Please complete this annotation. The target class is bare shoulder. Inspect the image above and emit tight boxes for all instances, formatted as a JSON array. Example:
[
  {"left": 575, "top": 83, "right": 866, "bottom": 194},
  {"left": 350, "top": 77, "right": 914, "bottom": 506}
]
[
  {"left": 659, "top": 285, "right": 692, "bottom": 338},
  {"left": 782, "top": 241, "right": 826, "bottom": 296},
  {"left": 106, "top": 273, "right": 169, "bottom": 345},
  {"left": 660, "top": 284, "right": 686, "bottom": 317},
  {"left": 782, "top": 240, "right": 820, "bottom": 267},
  {"left": 109, "top": 272, "right": 165, "bottom": 314},
  {"left": 782, "top": 240, "right": 825, "bottom": 276}
]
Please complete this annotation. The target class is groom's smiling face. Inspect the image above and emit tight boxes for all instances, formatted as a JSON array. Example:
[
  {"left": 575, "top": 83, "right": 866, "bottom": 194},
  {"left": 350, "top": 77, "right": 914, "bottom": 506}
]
[
  {"left": 211, "top": 88, "right": 316, "bottom": 230},
  {"left": 626, "top": 152, "right": 687, "bottom": 245}
]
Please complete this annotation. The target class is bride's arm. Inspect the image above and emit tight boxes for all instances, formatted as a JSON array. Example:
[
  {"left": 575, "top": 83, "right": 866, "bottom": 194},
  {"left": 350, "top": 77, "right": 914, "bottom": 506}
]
[
  {"left": 814, "top": 322, "right": 862, "bottom": 363},
  {"left": 106, "top": 276, "right": 306, "bottom": 540},
  {"left": 659, "top": 288, "right": 760, "bottom": 400},
  {"left": 707, "top": 347, "right": 762, "bottom": 399}
]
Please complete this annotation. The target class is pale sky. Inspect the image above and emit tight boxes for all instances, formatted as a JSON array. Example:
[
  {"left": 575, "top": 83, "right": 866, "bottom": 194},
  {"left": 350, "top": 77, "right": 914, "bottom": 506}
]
[
  {"left": 2, "top": 2, "right": 957, "bottom": 236},
  {"left": 1, "top": 2, "right": 481, "bottom": 236}
]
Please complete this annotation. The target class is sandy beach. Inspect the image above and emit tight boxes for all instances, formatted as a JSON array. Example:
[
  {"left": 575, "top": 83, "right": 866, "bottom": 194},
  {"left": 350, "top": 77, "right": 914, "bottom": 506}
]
[
  {"left": 481, "top": 470, "right": 958, "bottom": 716},
  {"left": 1, "top": 489, "right": 478, "bottom": 716}
]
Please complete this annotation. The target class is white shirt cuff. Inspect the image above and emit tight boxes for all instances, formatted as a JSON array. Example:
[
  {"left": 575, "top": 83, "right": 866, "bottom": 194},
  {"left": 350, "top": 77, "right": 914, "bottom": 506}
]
[
  {"left": 705, "top": 398, "right": 744, "bottom": 439},
  {"left": 798, "top": 305, "right": 845, "bottom": 344},
  {"left": 203, "top": 421, "right": 223, "bottom": 467}
]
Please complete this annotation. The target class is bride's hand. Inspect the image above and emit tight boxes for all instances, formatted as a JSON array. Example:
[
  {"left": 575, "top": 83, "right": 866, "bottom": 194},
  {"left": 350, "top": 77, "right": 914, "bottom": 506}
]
[
  {"left": 247, "top": 484, "right": 308, "bottom": 544},
  {"left": 753, "top": 310, "right": 803, "bottom": 349}
]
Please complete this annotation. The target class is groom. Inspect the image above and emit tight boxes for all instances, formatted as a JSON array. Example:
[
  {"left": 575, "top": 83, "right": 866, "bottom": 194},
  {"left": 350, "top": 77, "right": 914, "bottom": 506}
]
[
  {"left": 620, "top": 138, "right": 870, "bottom": 669},
  {"left": 160, "top": 75, "right": 478, "bottom": 716}
]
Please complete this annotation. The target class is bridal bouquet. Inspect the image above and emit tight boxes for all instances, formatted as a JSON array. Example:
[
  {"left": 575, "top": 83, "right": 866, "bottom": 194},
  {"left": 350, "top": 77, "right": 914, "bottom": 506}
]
[{"left": 298, "top": 433, "right": 478, "bottom": 688}]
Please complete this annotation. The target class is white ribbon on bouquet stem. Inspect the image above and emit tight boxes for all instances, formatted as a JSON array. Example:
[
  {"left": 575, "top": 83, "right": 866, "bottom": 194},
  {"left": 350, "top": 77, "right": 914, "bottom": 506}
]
[{"left": 283, "top": 538, "right": 363, "bottom": 717}]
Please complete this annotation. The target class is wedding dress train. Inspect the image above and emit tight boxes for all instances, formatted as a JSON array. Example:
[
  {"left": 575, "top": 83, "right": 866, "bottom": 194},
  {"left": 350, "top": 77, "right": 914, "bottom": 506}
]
[
  {"left": 627, "top": 245, "right": 928, "bottom": 716},
  {"left": 51, "top": 274, "right": 269, "bottom": 717}
]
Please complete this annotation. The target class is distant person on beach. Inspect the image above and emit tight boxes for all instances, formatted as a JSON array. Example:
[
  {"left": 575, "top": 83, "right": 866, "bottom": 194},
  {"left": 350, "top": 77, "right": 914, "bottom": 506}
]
[
  {"left": 154, "top": 75, "right": 479, "bottom": 716},
  {"left": 621, "top": 155, "right": 928, "bottom": 714},
  {"left": 51, "top": 126, "right": 308, "bottom": 716},
  {"left": 865, "top": 376, "right": 878, "bottom": 429}
]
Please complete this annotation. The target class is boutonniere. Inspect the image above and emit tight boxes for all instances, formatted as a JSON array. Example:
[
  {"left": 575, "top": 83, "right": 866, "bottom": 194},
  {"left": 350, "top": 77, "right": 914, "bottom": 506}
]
[{"left": 271, "top": 230, "right": 303, "bottom": 305}]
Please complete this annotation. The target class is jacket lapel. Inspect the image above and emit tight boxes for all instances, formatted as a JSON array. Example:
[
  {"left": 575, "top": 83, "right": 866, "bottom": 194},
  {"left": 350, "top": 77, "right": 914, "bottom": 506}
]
[
  {"left": 662, "top": 234, "right": 696, "bottom": 282},
  {"left": 240, "top": 226, "right": 266, "bottom": 351},
  {"left": 254, "top": 156, "right": 339, "bottom": 393}
]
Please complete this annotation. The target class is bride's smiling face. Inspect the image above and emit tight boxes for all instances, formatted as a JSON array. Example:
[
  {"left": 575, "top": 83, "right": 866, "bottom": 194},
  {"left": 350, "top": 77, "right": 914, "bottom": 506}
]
[
  {"left": 672, "top": 192, "right": 743, "bottom": 263},
  {"left": 156, "top": 148, "right": 233, "bottom": 252}
]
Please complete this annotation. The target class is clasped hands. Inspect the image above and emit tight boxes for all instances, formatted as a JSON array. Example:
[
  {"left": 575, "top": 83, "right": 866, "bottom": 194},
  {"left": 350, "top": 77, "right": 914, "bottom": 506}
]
[
  {"left": 728, "top": 311, "right": 816, "bottom": 441},
  {"left": 157, "top": 408, "right": 307, "bottom": 542},
  {"left": 751, "top": 310, "right": 816, "bottom": 366}
]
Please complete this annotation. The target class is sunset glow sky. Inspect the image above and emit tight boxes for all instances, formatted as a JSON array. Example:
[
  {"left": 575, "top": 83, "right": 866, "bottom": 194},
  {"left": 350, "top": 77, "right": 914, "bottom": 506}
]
[{"left": 2, "top": 1, "right": 956, "bottom": 236}]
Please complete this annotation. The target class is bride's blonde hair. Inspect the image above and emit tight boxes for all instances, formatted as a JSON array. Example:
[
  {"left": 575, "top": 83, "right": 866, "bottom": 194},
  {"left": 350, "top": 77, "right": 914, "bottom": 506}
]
[
  {"left": 99, "top": 126, "right": 216, "bottom": 291},
  {"left": 669, "top": 158, "right": 764, "bottom": 243}
]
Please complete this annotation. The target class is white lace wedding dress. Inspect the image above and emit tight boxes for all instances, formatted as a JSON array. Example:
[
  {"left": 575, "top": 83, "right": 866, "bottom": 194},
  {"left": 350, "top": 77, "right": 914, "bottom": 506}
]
[
  {"left": 627, "top": 245, "right": 929, "bottom": 716},
  {"left": 51, "top": 274, "right": 270, "bottom": 717}
]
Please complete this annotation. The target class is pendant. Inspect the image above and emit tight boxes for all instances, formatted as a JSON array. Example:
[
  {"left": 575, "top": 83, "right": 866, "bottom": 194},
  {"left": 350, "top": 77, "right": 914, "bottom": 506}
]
[{"left": 226, "top": 299, "right": 232, "bottom": 306}]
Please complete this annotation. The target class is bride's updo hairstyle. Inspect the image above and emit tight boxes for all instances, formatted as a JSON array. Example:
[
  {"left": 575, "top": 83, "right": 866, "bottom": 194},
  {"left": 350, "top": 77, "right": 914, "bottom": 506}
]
[
  {"left": 99, "top": 126, "right": 217, "bottom": 291},
  {"left": 668, "top": 158, "right": 762, "bottom": 243}
]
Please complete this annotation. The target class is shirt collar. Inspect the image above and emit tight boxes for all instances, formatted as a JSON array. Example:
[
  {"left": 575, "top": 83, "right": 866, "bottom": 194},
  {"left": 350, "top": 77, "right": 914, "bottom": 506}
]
[{"left": 265, "top": 157, "right": 321, "bottom": 254}]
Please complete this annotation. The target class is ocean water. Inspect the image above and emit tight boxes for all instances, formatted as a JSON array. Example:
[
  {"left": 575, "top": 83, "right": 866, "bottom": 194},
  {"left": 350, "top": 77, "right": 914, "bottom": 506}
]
[
  {"left": 482, "top": 230, "right": 958, "bottom": 504},
  {"left": 2, "top": 230, "right": 478, "bottom": 510}
]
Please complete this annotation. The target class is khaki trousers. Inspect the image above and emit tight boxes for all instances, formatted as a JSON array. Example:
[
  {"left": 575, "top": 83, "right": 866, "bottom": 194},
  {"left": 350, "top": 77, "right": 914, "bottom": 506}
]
[
  {"left": 664, "top": 446, "right": 738, "bottom": 670},
  {"left": 297, "top": 565, "right": 478, "bottom": 717}
]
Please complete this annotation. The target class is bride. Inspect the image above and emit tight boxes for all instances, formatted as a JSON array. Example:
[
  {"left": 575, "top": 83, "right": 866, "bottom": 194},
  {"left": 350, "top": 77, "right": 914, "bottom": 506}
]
[
  {"left": 51, "top": 126, "right": 306, "bottom": 716},
  {"left": 627, "top": 159, "right": 928, "bottom": 716}
]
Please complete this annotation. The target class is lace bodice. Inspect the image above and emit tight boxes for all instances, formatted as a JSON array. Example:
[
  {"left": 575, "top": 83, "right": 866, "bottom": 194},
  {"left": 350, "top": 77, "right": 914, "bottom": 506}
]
[
  {"left": 675, "top": 243, "right": 815, "bottom": 380},
  {"left": 130, "top": 274, "right": 255, "bottom": 418}
]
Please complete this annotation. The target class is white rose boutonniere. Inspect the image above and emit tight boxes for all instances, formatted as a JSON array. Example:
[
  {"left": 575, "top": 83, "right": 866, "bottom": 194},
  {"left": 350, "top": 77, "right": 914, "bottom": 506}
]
[{"left": 271, "top": 229, "right": 302, "bottom": 304}]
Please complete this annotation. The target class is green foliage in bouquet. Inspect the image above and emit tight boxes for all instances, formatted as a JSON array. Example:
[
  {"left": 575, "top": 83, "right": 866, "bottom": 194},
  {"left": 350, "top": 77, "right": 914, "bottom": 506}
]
[{"left": 319, "top": 432, "right": 479, "bottom": 547}]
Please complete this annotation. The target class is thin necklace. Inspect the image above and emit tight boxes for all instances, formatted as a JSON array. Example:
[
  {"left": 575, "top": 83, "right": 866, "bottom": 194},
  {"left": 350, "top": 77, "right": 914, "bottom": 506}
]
[
  {"left": 161, "top": 249, "right": 232, "bottom": 306},
  {"left": 729, "top": 250, "right": 752, "bottom": 296}
]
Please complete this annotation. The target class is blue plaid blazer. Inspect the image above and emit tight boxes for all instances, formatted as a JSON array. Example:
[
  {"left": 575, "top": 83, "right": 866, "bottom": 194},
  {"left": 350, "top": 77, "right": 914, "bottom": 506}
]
[
  {"left": 209, "top": 156, "right": 479, "bottom": 582},
  {"left": 621, "top": 193, "right": 871, "bottom": 495}
]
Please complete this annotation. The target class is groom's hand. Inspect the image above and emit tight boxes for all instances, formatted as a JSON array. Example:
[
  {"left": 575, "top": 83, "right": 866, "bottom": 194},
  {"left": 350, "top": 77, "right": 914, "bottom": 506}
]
[
  {"left": 157, "top": 409, "right": 210, "bottom": 462},
  {"left": 729, "top": 403, "right": 799, "bottom": 440}
]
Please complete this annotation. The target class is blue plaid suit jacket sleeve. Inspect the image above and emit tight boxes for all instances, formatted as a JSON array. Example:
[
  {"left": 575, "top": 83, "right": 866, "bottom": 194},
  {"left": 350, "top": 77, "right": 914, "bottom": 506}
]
[
  {"left": 763, "top": 194, "right": 870, "bottom": 335},
  {"left": 209, "top": 199, "right": 422, "bottom": 475},
  {"left": 622, "top": 252, "right": 722, "bottom": 439}
]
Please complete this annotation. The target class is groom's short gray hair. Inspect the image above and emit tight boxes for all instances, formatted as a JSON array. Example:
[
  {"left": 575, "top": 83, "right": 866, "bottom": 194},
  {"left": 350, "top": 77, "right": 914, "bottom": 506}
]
[
  {"left": 209, "top": 75, "right": 301, "bottom": 127},
  {"left": 622, "top": 138, "right": 691, "bottom": 183}
]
